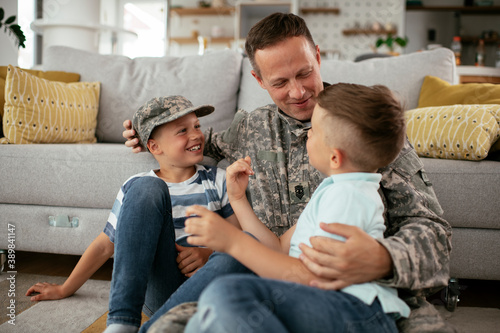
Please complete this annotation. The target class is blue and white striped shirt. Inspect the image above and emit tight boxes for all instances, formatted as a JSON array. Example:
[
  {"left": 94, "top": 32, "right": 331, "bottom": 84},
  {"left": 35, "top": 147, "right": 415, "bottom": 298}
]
[{"left": 104, "top": 165, "right": 233, "bottom": 244}]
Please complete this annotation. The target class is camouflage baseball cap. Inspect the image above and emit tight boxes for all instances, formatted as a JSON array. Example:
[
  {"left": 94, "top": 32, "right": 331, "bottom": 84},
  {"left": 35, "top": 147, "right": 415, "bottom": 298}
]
[{"left": 133, "top": 95, "right": 214, "bottom": 149}]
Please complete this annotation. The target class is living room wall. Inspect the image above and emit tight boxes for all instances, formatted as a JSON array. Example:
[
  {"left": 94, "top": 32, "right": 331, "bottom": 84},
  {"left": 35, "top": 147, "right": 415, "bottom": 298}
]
[{"left": 0, "top": 0, "right": 19, "bottom": 66}]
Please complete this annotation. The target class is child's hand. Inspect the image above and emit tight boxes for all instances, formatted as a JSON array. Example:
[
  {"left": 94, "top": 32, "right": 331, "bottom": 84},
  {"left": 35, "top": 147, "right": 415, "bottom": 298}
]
[
  {"left": 226, "top": 156, "right": 254, "bottom": 201},
  {"left": 26, "top": 282, "right": 67, "bottom": 301},
  {"left": 185, "top": 205, "right": 240, "bottom": 253},
  {"left": 175, "top": 244, "right": 213, "bottom": 277}
]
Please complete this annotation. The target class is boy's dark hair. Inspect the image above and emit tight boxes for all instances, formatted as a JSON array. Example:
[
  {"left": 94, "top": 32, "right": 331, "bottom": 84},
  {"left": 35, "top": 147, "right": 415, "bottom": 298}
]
[
  {"left": 245, "top": 12, "right": 316, "bottom": 78},
  {"left": 316, "top": 83, "right": 406, "bottom": 171}
]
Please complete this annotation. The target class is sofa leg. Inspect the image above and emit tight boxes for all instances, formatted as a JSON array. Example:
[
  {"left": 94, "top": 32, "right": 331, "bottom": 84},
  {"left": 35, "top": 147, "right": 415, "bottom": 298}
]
[
  {"left": 0, "top": 249, "right": 6, "bottom": 274},
  {"left": 445, "top": 278, "right": 460, "bottom": 312}
]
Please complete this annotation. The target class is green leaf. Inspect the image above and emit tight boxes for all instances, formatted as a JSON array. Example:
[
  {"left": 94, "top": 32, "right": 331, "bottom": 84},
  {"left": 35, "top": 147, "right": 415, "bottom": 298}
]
[
  {"left": 395, "top": 37, "right": 408, "bottom": 47},
  {"left": 0, "top": 8, "right": 4, "bottom": 21},
  {"left": 8, "top": 24, "right": 26, "bottom": 48},
  {"left": 5, "top": 15, "right": 16, "bottom": 24},
  {"left": 375, "top": 39, "right": 384, "bottom": 47}
]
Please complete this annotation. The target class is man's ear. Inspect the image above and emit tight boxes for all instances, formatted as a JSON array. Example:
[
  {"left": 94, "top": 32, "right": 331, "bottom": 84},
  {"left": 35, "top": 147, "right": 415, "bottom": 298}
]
[
  {"left": 315, "top": 44, "right": 321, "bottom": 67},
  {"left": 330, "top": 148, "right": 343, "bottom": 170},
  {"left": 251, "top": 70, "right": 266, "bottom": 90},
  {"left": 147, "top": 139, "right": 161, "bottom": 155}
]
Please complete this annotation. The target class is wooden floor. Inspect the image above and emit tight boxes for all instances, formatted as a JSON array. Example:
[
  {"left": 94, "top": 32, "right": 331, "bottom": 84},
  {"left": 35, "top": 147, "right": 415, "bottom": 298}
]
[{"left": 11, "top": 251, "right": 500, "bottom": 309}]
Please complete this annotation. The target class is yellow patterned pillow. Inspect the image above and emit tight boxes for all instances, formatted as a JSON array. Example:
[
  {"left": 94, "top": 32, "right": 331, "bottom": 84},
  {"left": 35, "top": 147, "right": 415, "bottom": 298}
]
[
  {"left": 0, "top": 66, "right": 80, "bottom": 118},
  {"left": 1, "top": 65, "right": 100, "bottom": 144},
  {"left": 405, "top": 104, "right": 500, "bottom": 160}
]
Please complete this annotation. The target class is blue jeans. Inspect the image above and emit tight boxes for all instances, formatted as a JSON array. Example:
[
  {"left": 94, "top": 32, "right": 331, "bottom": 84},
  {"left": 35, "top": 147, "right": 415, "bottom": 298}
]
[
  {"left": 107, "top": 176, "right": 187, "bottom": 327},
  {"left": 139, "top": 249, "right": 254, "bottom": 332},
  {"left": 185, "top": 274, "right": 399, "bottom": 333},
  {"left": 106, "top": 176, "right": 254, "bottom": 330}
]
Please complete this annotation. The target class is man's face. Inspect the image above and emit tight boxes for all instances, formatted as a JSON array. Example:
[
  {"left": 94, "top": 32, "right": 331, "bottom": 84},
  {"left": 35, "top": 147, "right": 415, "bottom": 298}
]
[{"left": 252, "top": 36, "right": 324, "bottom": 122}]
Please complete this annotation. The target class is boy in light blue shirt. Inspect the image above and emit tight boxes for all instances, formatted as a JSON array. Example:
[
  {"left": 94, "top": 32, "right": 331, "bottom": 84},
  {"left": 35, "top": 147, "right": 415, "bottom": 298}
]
[{"left": 184, "top": 83, "right": 410, "bottom": 332}]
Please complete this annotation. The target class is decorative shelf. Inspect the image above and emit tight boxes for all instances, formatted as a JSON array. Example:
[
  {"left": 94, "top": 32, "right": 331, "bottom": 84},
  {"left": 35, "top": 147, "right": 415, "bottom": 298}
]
[
  {"left": 300, "top": 7, "right": 340, "bottom": 14},
  {"left": 170, "top": 7, "right": 235, "bottom": 16},
  {"left": 342, "top": 29, "right": 397, "bottom": 36},
  {"left": 170, "top": 37, "right": 233, "bottom": 45},
  {"left": 406, "top": 6, "right": 500, "bottom": 14},
  {"left": 460, "top": 36, "right": 499, "bottom": 44}
]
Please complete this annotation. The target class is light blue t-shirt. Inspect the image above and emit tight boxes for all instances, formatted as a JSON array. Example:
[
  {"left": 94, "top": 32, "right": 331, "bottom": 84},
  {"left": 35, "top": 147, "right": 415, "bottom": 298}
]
[{"left": 289, "top": 172, "right": 410, "bottom": 319}]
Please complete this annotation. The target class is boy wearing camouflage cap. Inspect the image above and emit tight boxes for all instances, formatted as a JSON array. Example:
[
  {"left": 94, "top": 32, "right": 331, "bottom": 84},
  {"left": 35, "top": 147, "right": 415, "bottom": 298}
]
[
  {"left": 26, "top": 96, "right": 240, "bottom": 333},
  {"left": 103, "top": 95, "right": 240, "bottom": 333}
]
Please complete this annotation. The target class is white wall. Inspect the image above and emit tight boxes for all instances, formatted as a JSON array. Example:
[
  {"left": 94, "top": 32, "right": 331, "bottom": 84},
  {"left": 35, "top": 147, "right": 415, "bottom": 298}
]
[
  {"left": 302, "top": 0, "right": 405, "bottom": 60},
  {"left": 0, "top": 0, "right": 20, "bottom": 66}
]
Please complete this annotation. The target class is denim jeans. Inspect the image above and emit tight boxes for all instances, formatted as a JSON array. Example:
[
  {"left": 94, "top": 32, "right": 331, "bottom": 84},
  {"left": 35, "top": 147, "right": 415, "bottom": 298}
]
[
  {"left": 185, "top": 274, "right": 399, "bottom": 333},
  {"left": 107, "top": 176, "right": 187, "bottom": 328},
  {"left": 139, "top": 250, "right": 254, "bottom": 332},
  {"left": 104, "top": 175, "right": 254, "bottom": 330}
]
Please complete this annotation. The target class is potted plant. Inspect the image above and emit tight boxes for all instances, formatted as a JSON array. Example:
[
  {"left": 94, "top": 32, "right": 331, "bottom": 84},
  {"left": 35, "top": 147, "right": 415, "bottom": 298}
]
[
  {"left": 0, "top": 7, "right": 26, "bottom": 48},
  {"left": 375, "top": 33, "right": 407, "bottom": 56}
]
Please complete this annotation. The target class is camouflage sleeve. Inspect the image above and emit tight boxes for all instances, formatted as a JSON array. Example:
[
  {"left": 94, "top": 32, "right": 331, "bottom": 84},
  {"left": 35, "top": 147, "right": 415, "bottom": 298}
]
[
  {"left": 203, "top": 110, "right": 248, "bottom": 163},
  {"left": 376, "top": 139, "right": 453, "bottom": 295}
]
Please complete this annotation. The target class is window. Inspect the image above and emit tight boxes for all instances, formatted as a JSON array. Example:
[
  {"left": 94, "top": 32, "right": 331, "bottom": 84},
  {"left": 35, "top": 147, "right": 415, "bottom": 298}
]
[{"left": 116, "top": 0, "right": 167, "bottom": 57}]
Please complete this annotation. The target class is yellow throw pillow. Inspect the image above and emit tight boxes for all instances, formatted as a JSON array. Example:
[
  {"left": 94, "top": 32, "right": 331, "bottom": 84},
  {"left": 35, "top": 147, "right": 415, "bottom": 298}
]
[
  {"left": 0, "top": 66, "right": 80, "bottom": 118},
  {"left": 418, "top": 75, "right": 500, "bottom": 108},
  {"left": 405, "top": 104, "right": 500, "bottom": 161},
  {"left": 1, "top": 65, "right": 99, "bottom": 144},
  {"left": 489, "top": 106, "right": 500, "bottom": 152}
]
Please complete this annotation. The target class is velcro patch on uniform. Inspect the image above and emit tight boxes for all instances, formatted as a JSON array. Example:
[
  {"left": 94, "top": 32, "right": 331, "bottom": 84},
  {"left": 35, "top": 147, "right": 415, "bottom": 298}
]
[
  {"left": 257, "top": 150, "right": 286, "bottom": 163},
  {"left": 289, "top": 181, "right": 310, "bottom": 204}
]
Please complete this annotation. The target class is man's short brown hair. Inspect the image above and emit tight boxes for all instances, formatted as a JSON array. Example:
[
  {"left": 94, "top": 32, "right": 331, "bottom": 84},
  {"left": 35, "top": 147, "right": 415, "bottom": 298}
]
[
  {"left": 245, "top": 12, "right": 316, "bottom": 77},
  {"left": 316, "top": 83, "right": 406, "bottom": 171}
]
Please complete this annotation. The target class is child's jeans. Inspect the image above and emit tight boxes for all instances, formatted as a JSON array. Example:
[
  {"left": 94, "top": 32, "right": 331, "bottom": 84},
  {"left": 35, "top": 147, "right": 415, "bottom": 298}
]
[
  {"left": 185, "top": 274, "right": 399, "bottom": 333},
  {"left": 106, "top": 176, "right": 253, "bottom": 330}
]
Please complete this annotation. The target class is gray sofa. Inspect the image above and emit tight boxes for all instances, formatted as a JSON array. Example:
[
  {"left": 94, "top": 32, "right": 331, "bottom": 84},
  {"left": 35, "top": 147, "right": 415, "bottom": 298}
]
[{"left": 1, "top": 46, "right": 499, "bottom": 284}]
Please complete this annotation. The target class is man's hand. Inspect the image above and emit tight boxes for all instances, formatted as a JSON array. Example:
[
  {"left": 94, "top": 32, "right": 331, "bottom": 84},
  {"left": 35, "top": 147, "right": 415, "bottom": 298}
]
[
  {"left": 185, "top": 205, "right": 240, "bottom": 253},
  {"left": 122, "top": 119, "right": 143, "bottom": 153},
  {"left": 226, "top": 157, "right": 254, "bottom": 202},
  {"left": 26, "top": 282, "right": 68, "bottom": 301},
  {"left": 298, "top": 222, "right": 393, "bottom": 290},
  {"left": 175, "top": 244, "right": 213, "bottom": 277}
]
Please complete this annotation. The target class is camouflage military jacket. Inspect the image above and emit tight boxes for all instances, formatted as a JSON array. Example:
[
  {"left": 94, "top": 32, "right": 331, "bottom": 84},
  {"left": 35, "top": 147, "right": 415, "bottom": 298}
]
[{"left": 204, "top": 105, "right": 454, "bottom": 332}]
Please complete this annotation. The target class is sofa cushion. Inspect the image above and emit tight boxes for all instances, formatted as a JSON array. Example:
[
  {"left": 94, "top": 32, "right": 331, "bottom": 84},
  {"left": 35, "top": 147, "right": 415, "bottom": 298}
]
[
  {"left": 0, "top": 144, "right": 157, "bottom": 209},
  {"left": 0, "top": 66, "right": 80, "bottom": 137},
  {"left": 237, "top": 58, "right": 274, "bottom": 113},
  {"left": 43, "top": 46, "right": 243, "bottom": 143},
  {"left": 405, "top": 104, "right": 500, "bottom": 160},
  {"left": 0, "top": 143, "right": 216, "bottom": 210},
  {"left": 1, "top": 65, "right": 99, "bottom": 144},
  {"left": 319, "top": 48, "right": 457, "bottom": 110},
  {"left": 418, "top": 75, "right": 500, "bottom": 107},
  {"left": 421, "top": 157, "right": 500, "bottom": 230}
]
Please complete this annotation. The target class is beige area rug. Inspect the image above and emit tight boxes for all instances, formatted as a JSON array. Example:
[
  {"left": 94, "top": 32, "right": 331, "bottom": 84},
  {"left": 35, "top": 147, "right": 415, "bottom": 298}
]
[
  {"left": 0, "top": 273, "right": 110, "bottom": 332},
  {"left": 435, "top": 305, "right": 500, "bottom": 333}
]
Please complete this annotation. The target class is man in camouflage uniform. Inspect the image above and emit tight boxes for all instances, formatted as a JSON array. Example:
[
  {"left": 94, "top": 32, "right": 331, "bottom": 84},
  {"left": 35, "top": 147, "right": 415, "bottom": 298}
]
[
  {"left": 127, "top": 13, "right": 453, "bottom": 333},
  {"left": 201, "top": 13, "right": 452, "bottom": 332}
]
